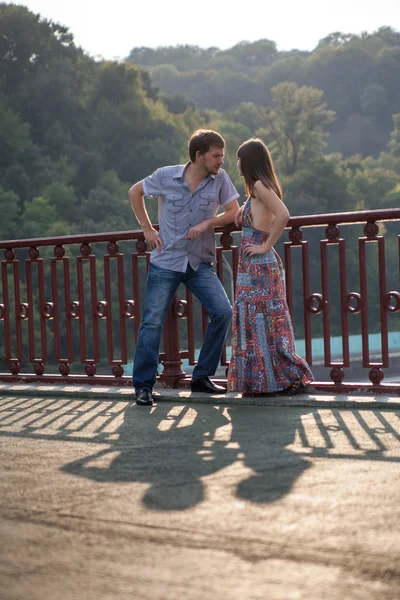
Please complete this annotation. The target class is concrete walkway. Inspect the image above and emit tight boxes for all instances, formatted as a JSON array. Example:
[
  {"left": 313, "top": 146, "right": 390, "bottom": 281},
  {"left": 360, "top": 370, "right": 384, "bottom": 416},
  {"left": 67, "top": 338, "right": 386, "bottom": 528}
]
[
  {"left": 0, "top": 384, "right": 399, "bottom": 599},
  {"left": 1, "top": 380, "right": 400, "bottom": 408}
]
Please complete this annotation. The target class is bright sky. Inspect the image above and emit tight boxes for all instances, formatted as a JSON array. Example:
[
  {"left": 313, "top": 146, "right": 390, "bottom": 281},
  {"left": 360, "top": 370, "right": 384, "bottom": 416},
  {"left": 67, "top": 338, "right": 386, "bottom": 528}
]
[{"left": 7, "top": 0, "right": 400, "bottom": 60}]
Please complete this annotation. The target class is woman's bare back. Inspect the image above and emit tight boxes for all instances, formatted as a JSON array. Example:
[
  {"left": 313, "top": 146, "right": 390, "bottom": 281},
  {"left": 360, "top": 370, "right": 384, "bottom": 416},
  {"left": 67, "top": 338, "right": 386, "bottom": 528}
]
[{"left": 249, "top": 194, "right": 274, "bottom": 233}]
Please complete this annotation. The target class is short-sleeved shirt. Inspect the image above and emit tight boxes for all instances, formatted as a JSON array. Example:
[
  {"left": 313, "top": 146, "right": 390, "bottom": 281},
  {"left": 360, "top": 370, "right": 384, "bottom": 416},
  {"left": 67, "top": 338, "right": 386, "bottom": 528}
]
[{"left": 142, "top": 163, "right": 239, "bottom": 272}]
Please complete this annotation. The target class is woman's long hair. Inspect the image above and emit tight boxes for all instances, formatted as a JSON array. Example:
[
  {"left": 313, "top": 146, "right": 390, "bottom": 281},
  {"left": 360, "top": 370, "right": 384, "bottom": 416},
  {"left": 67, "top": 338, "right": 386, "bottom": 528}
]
[{"left": 237, "top": 138, "right": 282, "bottom": 200}]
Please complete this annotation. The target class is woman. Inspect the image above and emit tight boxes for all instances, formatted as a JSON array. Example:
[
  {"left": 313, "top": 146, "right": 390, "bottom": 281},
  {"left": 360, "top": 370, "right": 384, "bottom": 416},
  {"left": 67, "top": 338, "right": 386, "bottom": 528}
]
[{"left": 228, "top": 138, "right": 313, "bottom": 396}]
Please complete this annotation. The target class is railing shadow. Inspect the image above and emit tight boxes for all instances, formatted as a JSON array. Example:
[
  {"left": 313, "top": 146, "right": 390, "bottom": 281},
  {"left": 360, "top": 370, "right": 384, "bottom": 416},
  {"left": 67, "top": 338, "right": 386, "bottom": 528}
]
[{"left": 0, "top": 396, "right": 399, "bottom": 511}]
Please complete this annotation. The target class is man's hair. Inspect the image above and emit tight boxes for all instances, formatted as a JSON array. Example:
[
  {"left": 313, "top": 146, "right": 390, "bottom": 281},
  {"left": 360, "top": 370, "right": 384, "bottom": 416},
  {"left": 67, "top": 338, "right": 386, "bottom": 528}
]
[{"left": 188, "top": 129, "right": 225, "bottom": 162}]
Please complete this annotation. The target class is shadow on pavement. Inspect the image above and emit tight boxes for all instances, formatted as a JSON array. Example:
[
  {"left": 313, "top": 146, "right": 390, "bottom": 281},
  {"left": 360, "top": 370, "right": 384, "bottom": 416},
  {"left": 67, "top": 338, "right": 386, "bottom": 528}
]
[
  {"left": 59, "top": 402, "right": 399, "bottom": 510},
  {"left": 61, "top": 402, "right": 238, "bottom": 511},
  {"left": 0, "top": 396, "right": 399, "bottom": 511}
]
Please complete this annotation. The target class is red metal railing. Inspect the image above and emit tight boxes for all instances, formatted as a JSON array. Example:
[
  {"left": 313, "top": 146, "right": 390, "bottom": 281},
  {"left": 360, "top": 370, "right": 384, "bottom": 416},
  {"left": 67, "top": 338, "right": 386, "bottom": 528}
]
[{"left": 1, "top": 208, "right": 399, "bottom": 393}]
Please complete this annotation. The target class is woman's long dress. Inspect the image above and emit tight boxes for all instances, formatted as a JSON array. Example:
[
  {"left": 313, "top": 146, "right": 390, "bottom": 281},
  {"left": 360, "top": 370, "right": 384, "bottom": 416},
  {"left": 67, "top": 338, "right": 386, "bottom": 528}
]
[{"left": 228, "top": 198, "right": 313, "bottom": 395}]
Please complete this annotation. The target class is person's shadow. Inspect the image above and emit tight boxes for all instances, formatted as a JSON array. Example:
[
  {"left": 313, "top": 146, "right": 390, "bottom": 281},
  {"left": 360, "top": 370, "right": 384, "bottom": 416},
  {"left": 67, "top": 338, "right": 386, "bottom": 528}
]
[
  {"left": 61, "top": 402, "right": 239, "bottom": 511},
  {"left": 227, "top": 405, "right": 311, "bottom": 503},
  {"left": 227, "top": 403, "right": 400, "bottom": 504},
  {"left": 60, "top": 400, "right": 400, "bottom": 511}
]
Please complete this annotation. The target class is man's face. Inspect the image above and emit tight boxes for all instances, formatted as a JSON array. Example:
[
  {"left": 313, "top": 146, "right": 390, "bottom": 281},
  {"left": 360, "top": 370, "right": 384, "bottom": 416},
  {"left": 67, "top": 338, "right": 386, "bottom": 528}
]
[{"left": 198, "top": 145, "right": 224, "bottom": 175}]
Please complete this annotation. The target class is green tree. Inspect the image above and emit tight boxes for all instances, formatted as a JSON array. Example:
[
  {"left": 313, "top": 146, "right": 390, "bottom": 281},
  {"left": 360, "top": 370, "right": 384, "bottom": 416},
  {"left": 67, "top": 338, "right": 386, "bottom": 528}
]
[
  {"left": 317, "top": 32, "right": 356, "bottom": 48},
  {"left": 73, "top": 152, "right": 103, "bottom": 197},
  {"left": 255, "top": 54, "right": 308, "bottom": 105},
  {"left": 257, "top": 82, "right": 335, "bottom": 175},
  {"left": 77, "top": 170, "right": 132, "bottom": 228},
  {"left": 92, "top": 61, "right": 141, "bottom": 107},
  {"left": 348, "top": 166, "right": 400, "bottom": 209},
  {"left": 0, "top": 187, "right": 20, "bottom": 239},
  {"left": 283, "top": 157, "right": 353, "bottom": 214},
  {"left": 225, "top": 102, "right": 267, "bottom": 135},
  {"left": 360, "top": 84, "right": 388, "bottom": 116},
  {"left": 371, "top": 151, "right": 400, "bottom": 175},
  {"left": 383, "top": 184, "right": 400, "bottom": 207},
  {"left": 219, "top": 39, "right": 278, "bottom": 68},
  {"left": 0, "top": 3, "right": 76, "bottom": 95},
  {"left": 389, "top": 114, "right": 400, "bottom": 156},
  {"left": 41, "top": 182, "right": 79, "bottom": 222},
  {"left": 20, "top": 196, "right": 57, "bottom": 238},
  {"left": 326, "top": 113, "right": 388, "bottom": 157},
  {"left": 0, "top": 99, "right": 30, "bottom": 170},
  {"left": 149, "top": 64, "right": 181, "bottom": 95}
]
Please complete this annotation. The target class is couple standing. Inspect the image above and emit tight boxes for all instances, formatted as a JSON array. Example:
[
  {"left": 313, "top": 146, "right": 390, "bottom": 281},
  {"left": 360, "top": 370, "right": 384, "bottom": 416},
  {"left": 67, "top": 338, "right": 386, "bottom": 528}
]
[{"left": 129, "top": 130, "right": 312, "bottom": 405}]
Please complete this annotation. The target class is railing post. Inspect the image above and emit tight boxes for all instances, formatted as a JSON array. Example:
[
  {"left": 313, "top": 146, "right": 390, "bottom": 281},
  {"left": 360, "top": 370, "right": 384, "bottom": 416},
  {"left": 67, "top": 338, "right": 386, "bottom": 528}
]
[{"left": 159, "top": 294, "right": 187, "bottom": 388}]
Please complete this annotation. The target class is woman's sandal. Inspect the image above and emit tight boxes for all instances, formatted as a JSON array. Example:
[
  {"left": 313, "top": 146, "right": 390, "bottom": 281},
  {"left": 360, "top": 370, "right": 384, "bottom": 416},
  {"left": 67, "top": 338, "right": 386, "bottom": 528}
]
[
  {"left": 273, "top": 380, "right": 308, "bottom": 396},
  {"left": 286, "top": 380, "right": 308, "bottom": 395},
  {"left": 242, "top": 381, "right": 308, "bottom": 397}
]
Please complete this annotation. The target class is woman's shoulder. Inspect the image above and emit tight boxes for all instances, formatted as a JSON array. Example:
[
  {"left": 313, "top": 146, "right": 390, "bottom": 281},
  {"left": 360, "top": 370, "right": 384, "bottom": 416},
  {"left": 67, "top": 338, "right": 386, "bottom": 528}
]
[
  {"left": 253, "top": 179, "right": 273, "bottom": 198},
  {"left": 253, "top": 180, "right": 285, "bottom": 213}
]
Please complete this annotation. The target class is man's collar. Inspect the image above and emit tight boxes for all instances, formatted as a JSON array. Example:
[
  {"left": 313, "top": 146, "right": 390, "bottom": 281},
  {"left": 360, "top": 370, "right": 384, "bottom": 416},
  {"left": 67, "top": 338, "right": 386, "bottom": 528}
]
[
  {"left": 174, "top": 162, "right": 216, "bottom": 181},
  {"left": 173, "top": 162, "right": 190, "bottom": 181}
]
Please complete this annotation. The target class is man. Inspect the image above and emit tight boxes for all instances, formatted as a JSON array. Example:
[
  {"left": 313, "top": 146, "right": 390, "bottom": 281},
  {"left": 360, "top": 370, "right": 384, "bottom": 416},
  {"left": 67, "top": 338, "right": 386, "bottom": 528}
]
[{"left": 129, "top": 129, "right": 240, "bottom": 405}]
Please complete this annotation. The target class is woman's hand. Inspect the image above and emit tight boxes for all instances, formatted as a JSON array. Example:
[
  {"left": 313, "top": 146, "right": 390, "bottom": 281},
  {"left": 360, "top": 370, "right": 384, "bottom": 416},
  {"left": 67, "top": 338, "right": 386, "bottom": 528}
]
[{"left": 243, "top": 243, "right": 271, "bottom": 257}]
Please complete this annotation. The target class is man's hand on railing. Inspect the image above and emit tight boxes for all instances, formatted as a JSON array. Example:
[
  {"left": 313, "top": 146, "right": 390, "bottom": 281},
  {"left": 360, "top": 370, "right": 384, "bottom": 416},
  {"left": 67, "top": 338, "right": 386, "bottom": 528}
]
[{"left": 143, "top": 226, "right": 164, "bottom": 253}]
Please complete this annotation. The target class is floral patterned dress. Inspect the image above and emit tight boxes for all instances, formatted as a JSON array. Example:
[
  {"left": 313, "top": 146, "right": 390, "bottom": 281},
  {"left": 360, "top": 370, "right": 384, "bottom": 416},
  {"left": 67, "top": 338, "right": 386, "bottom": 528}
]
[{"left": 228, "top": 198, "right": 313, "bottom": 395}]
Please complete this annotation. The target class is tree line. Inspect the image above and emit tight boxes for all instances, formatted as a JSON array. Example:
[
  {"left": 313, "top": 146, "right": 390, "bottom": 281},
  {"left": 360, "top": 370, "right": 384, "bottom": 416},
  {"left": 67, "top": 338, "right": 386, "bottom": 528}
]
[
  {"left": 1, "top": 5, "right": 400, "bottom": 240},
  {"left": 128, "top": 29, "right": 400, "bottom": 158}
]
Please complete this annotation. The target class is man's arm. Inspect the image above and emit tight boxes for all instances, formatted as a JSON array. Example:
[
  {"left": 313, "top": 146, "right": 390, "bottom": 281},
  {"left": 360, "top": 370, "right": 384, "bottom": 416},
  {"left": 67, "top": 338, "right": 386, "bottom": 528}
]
[
  {"left": 128, "top": 181, "right": 164, "bottom": 252},
  {"left": 206, "top": 199, "right": 240, "bottom": 228},
  {"left": 185, "top": 199, "right": 240, "bottom": 239}
]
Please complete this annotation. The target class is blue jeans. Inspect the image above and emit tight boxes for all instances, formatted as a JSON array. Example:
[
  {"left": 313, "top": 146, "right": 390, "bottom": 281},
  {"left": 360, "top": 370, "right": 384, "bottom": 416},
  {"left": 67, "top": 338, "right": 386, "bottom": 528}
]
[{"left": 132, "top": 262, "right": 232, "bottom": 392}]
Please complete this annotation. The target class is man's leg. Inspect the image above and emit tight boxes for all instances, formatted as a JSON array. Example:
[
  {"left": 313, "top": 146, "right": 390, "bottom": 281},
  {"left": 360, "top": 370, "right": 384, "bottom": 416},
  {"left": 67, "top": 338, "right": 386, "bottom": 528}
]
[
  {"left": 185, "top": 263, "right": 232, "bottom": 385},
  {"left": 133, "top": 264, "right": 181, "bottom": 399}
]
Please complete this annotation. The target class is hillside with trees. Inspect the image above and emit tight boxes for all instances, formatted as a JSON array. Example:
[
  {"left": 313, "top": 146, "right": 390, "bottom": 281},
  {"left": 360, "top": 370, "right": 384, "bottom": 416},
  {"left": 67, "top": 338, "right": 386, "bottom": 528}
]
[
  {"left": 128, "top": 29, "right": 400, "bottom": 158},
  {"left": 126, "top": 29, "right": 400, "bottom": 219},
  {"left": 1, "top": 4, "right": 399, "bottom": 242}
]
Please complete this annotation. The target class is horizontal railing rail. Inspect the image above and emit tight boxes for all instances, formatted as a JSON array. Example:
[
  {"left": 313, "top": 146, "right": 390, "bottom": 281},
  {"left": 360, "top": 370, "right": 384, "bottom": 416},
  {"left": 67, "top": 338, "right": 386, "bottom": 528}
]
[{"left": 0, "top": 208, "right": 399, "bottom": 393}]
